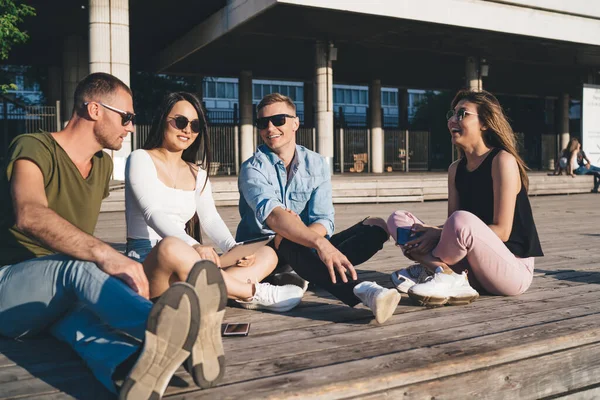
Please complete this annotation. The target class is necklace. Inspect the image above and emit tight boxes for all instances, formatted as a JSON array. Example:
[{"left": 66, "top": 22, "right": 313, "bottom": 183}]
[{"left": 164, "top": 163, "right": 180, "bottom": 188}]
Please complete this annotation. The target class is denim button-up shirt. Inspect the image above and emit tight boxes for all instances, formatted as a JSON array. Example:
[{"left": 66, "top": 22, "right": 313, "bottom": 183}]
[{"left": 236, "top": 144, "right": 334, "bottom": 241}]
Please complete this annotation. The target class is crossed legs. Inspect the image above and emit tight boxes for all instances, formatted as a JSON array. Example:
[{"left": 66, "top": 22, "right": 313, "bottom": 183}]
[{"left": 142, "top": 237, "right": 278, "bottom": 300}]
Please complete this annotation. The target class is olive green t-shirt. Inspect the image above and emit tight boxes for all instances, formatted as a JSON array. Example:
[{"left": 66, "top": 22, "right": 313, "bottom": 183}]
[{"left": 0, "top": 132, "right": 113, "bottom": 266}]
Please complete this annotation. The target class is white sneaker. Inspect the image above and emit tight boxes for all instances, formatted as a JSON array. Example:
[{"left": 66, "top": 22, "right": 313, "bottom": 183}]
[
  {"left": 408, "top": 267, "right": 479, "bottom": 307},
  {"left": 353, "top": 281, "right": 401, "bottom": 324},
  {"left": 236, "top": 282, "right": 304, "bottom": 312},
  {"left": 270, "top": 271, "right": 309, "bottom": 293},
  {"left": 391, "top": 264, "right": 432, "bottom": 293}
]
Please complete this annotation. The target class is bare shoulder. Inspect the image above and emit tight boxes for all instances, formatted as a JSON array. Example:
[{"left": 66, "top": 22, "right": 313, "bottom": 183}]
[
  {"left": 493, "top": 149, "right": 518, "bottom": 169},
  {"left": 492, "top": 149, "right": 520, "bottom": 185},
  {"left": 447, "top": 159, "right": 460, "bottom": 176}
]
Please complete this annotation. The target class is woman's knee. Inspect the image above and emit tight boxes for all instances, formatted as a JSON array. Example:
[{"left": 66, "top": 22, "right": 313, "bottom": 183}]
[
  {"left": 152, "top": 237, "right": 199, "bottom": 272},
  {"left": 387, "top": 210, "right": 413, "bottom": 241},
  {"left": 362, "top": 217, "right": 389, "bottom": 236},
  {"left": 446, "top": 210, "right": 481, "bottom": 232}
]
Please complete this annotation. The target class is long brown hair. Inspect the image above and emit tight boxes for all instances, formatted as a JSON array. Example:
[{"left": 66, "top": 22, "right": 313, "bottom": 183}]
[
  {"left": 567, "top": 137, "right": 580, "bottom": 157},
  {"left": 451, "top": 89, "right": 530, "bottom": 191},
  {"left": 143, "top": 92, "right": 210, "bottom": 192}
]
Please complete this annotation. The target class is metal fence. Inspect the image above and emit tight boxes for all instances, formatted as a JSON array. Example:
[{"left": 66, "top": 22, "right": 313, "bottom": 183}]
[
  {"left": 384, "top": 129, "right": 408, "bottom": 172},
  {"left": 1, "top": 98, "right": 60, "bottom": 160},
  {"left": 334, "top": 127, "right": 369, "bottom": 173},
  {"left": 132, "top": 107, "right": 431, "bottom": 176},
  {"left": 133, "top": 123, "right": 237, "bottom": 176}
]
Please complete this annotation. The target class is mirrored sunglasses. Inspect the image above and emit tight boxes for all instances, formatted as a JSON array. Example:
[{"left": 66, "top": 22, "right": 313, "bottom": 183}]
[{"left": 446, "top": 108, "right": 478, "bottom": 121}]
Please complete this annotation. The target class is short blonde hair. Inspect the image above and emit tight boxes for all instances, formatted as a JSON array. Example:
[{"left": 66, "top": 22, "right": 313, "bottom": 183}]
[{"left": 257, "top": 93, "right": 296, "bottom": 114}]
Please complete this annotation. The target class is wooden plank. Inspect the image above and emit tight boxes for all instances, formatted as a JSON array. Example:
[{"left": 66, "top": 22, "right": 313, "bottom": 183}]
[
  {"left": 357, "top": 342, "right": 600, "bottom": 400},
  {"left": 165, "top": 315, "right": 600, "bottom": 399}
]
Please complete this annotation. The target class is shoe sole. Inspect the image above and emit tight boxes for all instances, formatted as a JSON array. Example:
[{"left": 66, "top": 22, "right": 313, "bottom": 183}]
[
  {"left": 237, "top": 297, "right": 302, "bottom": 313},
  {"left": 409, "top": 292, "right": 479, "bottom": 307},
  {"left": 447, "top": 293, "right": 479, "bottom": 306},
  {"left": 185, "top": 260, "right": 227, "bottom": 389},
  {"left": 119, "top": 283, "right": 199, "bottom": 400},
  {"left": 374, "top": 290, "right": 402, "bottom": 324},
  {"left": 408, "top": 291, "right": 448, "bottom": 308}
]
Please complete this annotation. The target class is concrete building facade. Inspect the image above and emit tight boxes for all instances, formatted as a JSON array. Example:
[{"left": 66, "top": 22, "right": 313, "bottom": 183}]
[{"left": 5, "top": 0, "right": 600, "bottom": 177}]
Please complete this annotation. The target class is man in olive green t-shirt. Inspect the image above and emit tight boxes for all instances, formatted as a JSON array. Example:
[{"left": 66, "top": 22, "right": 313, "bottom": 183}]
[{"left": 0, "top": 73, "right": 226, "bottom": 398}]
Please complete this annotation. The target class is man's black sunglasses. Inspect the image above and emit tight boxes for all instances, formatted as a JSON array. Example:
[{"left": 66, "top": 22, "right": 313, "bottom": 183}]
[
  {"left": 168, "top": 116, "right": 201, "bottom": 134},
  {"left": 255, "top": 114, "right": 296, "bottom": 130},
  {"left": 84, "top": 102, "right": 135, "bottom": 126}
]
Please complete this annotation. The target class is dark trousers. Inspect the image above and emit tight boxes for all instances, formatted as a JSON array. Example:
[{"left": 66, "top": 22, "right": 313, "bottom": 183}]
[{"left": 270, "top": 220, "right": 389, "bottom": 307}]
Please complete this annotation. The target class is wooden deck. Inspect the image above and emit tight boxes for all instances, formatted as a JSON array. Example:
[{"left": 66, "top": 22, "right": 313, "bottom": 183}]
[{"left": 3, "top": 194, "right": 600, "bottom": 399}]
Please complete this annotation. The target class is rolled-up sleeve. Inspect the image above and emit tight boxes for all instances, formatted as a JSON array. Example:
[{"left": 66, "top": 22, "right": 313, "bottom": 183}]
[
  {"left": 239, "top": 164, "right": 285, "bottom": 227},
  {"left": 307, "top": 161, "right": 335, "bottom": 237}
]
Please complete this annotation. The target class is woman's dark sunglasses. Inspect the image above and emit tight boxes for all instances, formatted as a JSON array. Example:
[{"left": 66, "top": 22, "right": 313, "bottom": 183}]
[
  {"left": 168, "top": 116, "right": 201, "bottom": 134},
  {"left": 446, "top": 108, "right": 478, "bottom": 121},
  {"left": 255, "top": 114, "right": 296, "bottom": 129},
  {"left": 84, "top": 102, "right": 136, "bottom": 126}
]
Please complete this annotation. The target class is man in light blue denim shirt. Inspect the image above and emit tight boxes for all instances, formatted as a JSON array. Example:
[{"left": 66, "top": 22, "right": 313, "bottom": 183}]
[{"left": 236, "top": 93, "right": 401, "bottom": 324}]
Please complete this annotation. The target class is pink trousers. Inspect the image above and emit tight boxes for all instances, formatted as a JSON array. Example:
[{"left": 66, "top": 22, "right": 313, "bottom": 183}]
[{"left": 387, "top": 210, "right": 534, "bottom": 296}]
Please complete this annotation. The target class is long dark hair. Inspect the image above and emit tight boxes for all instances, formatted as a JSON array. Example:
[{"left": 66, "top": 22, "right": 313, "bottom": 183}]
[
  {"left": 451, "top": 89, "right": 529, "bottom": 192},
  {"left": 142, "top": 92, "right": 211, "bottom": 190}
]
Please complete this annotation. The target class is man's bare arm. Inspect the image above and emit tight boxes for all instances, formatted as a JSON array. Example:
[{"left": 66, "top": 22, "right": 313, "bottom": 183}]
[{"left": 11, "top": 159, "right": 149, "bottom": 298}]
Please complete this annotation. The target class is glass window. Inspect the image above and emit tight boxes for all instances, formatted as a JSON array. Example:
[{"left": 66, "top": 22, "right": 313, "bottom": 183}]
[
  {"left": 360, "top": 90, "right": 367, "bottom": 104},
  {"left": 280, "top": 86, "right": 288, "bottom": 96},
  {"left": 207, "top": 81, "right": 216, "bottom": 98},
  {"left": 253, "top": 84, "right": 261, "bottom": 100},
  {"left": 234, "top": 83, "right": 239, "bottom": 98},
  {"left": 381, "top": 92, "right": 387, "bottom": 106},
  {"left": 345, "top": 89, "right": 351, "bottom": 104},
  {"left": 391, "top": 92, "right": 397, "bottom": 106},
  {"left": 272, "top": 84, "right": 280, "bottom": 94},
  {"left": 225, "top": 83, "right": 234, "bottom": 98},
  {"left": 217, "top": 82, "right": 225, "bottom": 98},
  {"left": 297, "top": 86, "right": 304, "bottom": 101},
  {"left": 352, "top": 90, "right": 359, "bottom": 104},
  {"left": 289, "top": 86, "right": 296, "bottom": 100}
]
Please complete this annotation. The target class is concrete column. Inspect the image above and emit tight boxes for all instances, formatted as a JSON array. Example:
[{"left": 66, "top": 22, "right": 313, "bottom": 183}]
[
  {"left": 398, "top": 88, "right": 409, "bottom": 129},
  {"left": 239, "top": 70, "right": 254, "bottom": 163},
  {"left": 62, "top": 36, "right": 88, "bottom": 123},
  {"left": 89, "top": 0, "right": 111, "bottom": 76},
  {"left": 89, "top": 0, "right": 130, "bottom": 180},
  {"left": 369, "top": 79, "right": 384, "bottom": 173},
  {"left": 315, "top": 41, "right": 334, "bottom": 173},
  {"left": 196, "top": 76, "right": 204, "bottom": 102},
  {"left": 558, "top": 93, "right": 570, "bottom": 151},
  {"left": 303, "top": 81, "right": 314, "bottom": 127},
  {"left": 466, "top": 56, "right": 482, "bottom": 91}
]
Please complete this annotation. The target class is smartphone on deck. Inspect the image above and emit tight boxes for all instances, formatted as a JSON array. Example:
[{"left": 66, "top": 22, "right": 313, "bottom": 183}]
[
  {"left": 396, "top": 227, "right": 424, "bottom": 246},
  {"left": 222, "top": 323, "right": 251, "bottom": 337}
]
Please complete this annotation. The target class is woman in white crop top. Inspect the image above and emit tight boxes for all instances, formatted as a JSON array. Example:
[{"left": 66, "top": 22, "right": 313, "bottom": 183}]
[{"left": 125, "top": 92, "right": 303, "bottom": 312}]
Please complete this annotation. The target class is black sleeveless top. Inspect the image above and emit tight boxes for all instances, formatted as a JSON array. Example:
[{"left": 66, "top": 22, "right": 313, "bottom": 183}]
[{"left": 455, "top": 148, "right": 543, "bottom": 258}]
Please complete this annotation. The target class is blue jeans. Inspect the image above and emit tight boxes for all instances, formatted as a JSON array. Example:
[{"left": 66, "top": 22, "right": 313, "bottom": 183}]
[
  {"left": 575, "top": 165, "right": 600, "bottom": 175},
  {"left": 126, "top": 238, "right": 157, "bottom": 263},
  {"left": 0, "top": 254, "right": 152, "bottom": 393}
]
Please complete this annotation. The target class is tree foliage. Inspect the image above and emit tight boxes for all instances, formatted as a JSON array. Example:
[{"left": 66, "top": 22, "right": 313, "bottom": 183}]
[{"left": 0, "top": 0, "right": 35, "bottom": 92}]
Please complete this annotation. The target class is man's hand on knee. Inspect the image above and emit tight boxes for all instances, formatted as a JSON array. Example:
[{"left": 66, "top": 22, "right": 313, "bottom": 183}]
[
  {"left": 315, "top": 237, "right": 357, "bottom": 284},
  {"left": 98, "top": 251, "right": 150, "bottom": 299}
]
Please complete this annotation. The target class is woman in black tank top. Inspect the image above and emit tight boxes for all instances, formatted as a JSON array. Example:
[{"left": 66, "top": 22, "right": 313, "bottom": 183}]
[{"left": 387, "top": 90, "right": 543, "bottom": 307}]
